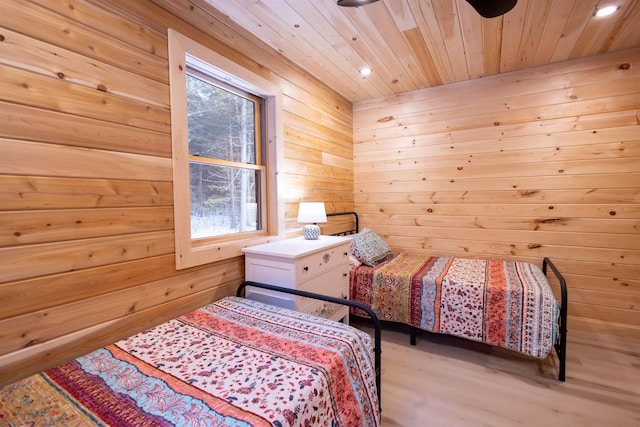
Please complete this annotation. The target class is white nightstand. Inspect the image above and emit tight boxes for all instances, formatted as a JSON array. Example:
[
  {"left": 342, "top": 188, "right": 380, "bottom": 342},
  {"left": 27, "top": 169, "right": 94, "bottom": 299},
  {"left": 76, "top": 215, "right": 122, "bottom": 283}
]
[{"left": 242, "top": 235, "right": 351, "bottom": 323}]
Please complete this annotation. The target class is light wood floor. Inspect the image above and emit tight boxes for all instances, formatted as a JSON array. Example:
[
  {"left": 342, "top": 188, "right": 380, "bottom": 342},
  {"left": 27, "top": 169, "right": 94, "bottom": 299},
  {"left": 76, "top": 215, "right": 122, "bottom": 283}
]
[{"left": 353, "top": 320, "right": 640, "bottom": 427}]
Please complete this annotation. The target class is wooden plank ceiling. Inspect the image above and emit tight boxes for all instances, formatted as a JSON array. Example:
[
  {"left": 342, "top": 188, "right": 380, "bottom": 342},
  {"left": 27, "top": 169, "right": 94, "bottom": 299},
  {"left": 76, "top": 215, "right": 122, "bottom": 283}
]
[{"left": 155, "top": 0, "right": 640, "bottom": 103}]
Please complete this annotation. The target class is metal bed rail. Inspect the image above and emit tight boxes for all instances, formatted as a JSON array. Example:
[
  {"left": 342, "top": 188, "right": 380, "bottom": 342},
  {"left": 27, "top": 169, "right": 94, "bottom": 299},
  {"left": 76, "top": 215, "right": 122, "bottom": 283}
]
[
  {"left": 543, "top": 257, "right": 568, "bottom": 382},
  {"left": 326, "top": 211, "right": 359, "bottom": 235}
]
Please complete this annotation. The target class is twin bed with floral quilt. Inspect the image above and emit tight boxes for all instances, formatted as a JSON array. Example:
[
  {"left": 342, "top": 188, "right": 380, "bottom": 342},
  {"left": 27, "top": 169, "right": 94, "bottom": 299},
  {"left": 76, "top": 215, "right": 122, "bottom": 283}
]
[
  {"left": 0, "top": 284, "right": 381, "bottom": 426},
  {"left": 328, "top": 211, "right": 568, "bottom": 382}
]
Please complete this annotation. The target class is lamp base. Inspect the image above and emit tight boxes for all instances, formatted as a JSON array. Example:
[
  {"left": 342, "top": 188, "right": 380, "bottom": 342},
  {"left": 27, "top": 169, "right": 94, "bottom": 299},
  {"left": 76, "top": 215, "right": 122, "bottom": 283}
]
[{"left": 303, "top": 224, "right": 321, "bottom": 240}]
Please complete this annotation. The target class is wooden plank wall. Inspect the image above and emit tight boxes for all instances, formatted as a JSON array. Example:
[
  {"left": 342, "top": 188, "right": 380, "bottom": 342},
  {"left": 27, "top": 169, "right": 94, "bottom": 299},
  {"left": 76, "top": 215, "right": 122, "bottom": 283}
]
[
  {"left": 353, "top": 47, "right": 640, "bottom": 339},
  {"left": 0, "top": 0, "right": 353, "bottom": 386}
]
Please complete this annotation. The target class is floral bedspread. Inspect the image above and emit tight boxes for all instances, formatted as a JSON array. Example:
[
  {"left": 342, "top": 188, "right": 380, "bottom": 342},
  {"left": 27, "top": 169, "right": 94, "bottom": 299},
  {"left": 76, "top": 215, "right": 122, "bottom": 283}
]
[
  {"left": 350, "top": 254, "right": 559, "bottom": 359},
  {"left": 0, "top": 297, "right": 379, "bottom": 426}
]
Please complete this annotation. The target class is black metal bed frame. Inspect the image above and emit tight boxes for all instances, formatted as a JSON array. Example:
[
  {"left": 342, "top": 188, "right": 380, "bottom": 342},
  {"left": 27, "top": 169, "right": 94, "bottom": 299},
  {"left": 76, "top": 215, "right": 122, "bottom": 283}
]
[
  {"left": 543, "top": 257, "right": 568, "bottom": 382},
  {"left": 236, "top": 281, "right": 383, "bottom": 413},
  {"left": 326, "top": 211, "right": 359, "bottom": 235},
  {"left": 327, "top": 211, "right": 568, "bottom": 382}
]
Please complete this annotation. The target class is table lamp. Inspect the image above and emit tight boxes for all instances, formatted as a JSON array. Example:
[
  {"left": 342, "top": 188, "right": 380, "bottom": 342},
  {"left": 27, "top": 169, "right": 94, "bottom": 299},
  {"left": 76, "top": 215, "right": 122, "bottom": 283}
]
[{"left": 297, "top": 202, "right": 327, "bottom": 240}]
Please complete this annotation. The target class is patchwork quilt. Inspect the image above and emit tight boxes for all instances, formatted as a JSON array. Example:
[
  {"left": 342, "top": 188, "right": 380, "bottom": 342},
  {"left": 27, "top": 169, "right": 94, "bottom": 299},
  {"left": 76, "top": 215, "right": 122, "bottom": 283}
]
[
  {"left": 0, "top": 297, "right": 379, "bottom": 426},
  {"left": 350, "top": 254, "right": 559, "bottom": 359}
]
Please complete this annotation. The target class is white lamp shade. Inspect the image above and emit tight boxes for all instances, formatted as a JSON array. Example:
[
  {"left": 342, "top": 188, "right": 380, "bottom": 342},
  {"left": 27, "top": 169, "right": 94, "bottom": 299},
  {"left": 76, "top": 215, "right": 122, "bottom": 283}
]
[{"left": 297, "top": 202, "right": 327, "bottom": 224}]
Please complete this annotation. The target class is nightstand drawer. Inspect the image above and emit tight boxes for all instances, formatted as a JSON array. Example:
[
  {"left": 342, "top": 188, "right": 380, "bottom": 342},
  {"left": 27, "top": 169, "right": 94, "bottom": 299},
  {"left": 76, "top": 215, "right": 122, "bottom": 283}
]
[
  {"left": 242, "top": 235, "right": 351, "bottom": 322},
  {"left": 246, "top": 268, "right": 349, "bottom": 322},
  {"left": 296, "top": 243, "right": 349, "bottom": 283},
  {"left": 304, "top": 300, "right": 349, "bottom": 322},
  {"left": 296, "top": 268, "right": 349, "bottom": 322},
  {"left": 298, "top": 267, "right": 348, "bottom": 298}
]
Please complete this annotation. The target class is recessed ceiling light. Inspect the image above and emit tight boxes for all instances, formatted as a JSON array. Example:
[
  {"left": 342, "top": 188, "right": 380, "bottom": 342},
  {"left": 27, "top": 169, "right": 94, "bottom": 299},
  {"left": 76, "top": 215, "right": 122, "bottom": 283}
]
[
  {"left": 595, "top": 5, "right": 618, "bottom": 17},
  {"left": 359, "top": 67, "right": 372, "bottom": 76}
]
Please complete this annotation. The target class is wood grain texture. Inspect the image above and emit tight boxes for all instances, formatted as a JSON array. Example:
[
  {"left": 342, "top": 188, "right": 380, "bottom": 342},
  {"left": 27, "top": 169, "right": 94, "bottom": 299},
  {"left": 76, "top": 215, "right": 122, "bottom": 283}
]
[
  {"left": 0, "top": 0, "right": 353, "bottom": 385},
  {"left": 0, "top": 207, "right": 174, "bottom": 247},
  {"left": 0, "top": 257, "right": 243, "bottom": 355},
  {"left": 165, "top": 0, "right": 640, "bottom": 103},
  {"left": 351, "top": 320, "right": 640, "bottom": 427},
  {"left": 0, "top": 176, "right": 174, "bottom": 210},
  {"left": 0, "top": 26, "right": 169, "bottom": 108},
  {"left": 0, "top": 102, "right": 172, "bottom": 157},
  {"left": 353, "top": 48, "right": 640, "bottom": 338},
  {"left": 0, "top": 272, "right": 242, "bottom": 387},
  {"left": 0, "top": 0, "right": 637, "bottom": 396},
  {"left": 0, "top": 0, "right": 168, "bottom": 83}
]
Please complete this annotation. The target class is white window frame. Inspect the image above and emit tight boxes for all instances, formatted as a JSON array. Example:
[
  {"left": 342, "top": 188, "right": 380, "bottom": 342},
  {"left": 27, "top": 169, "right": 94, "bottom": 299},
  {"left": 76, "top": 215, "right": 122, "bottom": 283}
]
[{"left": 168, "top": 29, "right": 284, "bottom": 269}]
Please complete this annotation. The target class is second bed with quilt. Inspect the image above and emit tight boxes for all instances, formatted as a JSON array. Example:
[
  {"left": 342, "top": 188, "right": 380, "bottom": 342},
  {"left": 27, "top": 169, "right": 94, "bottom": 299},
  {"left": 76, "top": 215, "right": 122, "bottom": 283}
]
[{"left": 327, "top": 212, "right": 567, "bottom": 381}]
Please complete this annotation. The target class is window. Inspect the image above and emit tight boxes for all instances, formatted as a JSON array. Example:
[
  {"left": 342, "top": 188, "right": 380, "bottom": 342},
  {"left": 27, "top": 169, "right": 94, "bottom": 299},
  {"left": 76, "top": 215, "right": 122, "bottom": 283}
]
[
  {"left": 168, "top": 30, "right": 284, "bottom": 269},
  {"left": 187, "top": 71, "right": 262, "bottom": 239}
]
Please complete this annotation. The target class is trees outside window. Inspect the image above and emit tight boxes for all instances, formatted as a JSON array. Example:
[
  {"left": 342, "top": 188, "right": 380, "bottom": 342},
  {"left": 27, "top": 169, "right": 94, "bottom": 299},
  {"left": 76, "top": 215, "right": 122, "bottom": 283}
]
[
  {"left": 186, "top": 71, "right": 263, "bottom": 239},
  {"left": 169, "top": 30, "right": 283, "bottom": 269}
]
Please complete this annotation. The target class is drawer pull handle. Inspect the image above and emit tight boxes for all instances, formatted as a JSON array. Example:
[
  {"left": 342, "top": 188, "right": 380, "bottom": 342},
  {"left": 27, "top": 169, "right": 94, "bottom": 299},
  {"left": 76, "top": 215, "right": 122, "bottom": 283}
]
[
  {"left": 303, "top": 266, "right": 309, "bottom": 271},
  {"left": 343, "top": 252, "right": 348, "bottom": 256},
  {"left": 323, "top": 253, "right": 331, "bottom": 263}
]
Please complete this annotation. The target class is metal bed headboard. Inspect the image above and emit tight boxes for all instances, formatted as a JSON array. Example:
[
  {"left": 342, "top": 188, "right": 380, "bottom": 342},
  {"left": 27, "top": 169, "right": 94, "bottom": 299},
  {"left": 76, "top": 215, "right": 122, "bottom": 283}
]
[{"left": 326, "top": 211, "right": 359, "bottom": 236}]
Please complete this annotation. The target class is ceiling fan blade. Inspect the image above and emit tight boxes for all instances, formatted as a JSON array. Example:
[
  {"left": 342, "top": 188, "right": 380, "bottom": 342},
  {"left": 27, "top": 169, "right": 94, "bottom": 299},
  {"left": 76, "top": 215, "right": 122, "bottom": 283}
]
[
  {"left": 465, "top": 0, "right": 517, "bottom": 18},
  {"left": 337, "top": 0, "right": 379, "bottom": 6},
  {"left": 336, "top": 0, "right": 516, "bottom": 18}
]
